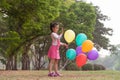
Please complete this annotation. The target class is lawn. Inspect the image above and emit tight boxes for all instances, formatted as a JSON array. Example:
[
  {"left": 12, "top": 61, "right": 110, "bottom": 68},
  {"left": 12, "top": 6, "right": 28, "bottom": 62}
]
[{"left": 0, "top": 70, "right": 120, "bottom": 80}]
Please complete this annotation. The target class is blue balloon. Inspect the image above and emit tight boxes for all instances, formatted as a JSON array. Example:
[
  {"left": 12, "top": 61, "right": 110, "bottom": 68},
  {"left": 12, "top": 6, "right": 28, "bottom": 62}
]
[
  {"left": 75, "top": 33, "right": 87, "bottom": 46},
  {"left": 66, "top": 49, "right": 76, "bottom": 60}
]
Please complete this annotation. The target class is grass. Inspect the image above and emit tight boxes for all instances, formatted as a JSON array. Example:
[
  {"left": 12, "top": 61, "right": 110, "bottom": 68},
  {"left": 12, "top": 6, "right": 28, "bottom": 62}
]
[{"left": 0, "top": 70, "right": 120, "bottom": 80}]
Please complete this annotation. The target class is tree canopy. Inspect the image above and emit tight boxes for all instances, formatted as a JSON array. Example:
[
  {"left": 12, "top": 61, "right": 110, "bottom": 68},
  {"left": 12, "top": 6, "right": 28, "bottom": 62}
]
[{"left": 93, "top": 6, "right": 113, "bottom": 50}]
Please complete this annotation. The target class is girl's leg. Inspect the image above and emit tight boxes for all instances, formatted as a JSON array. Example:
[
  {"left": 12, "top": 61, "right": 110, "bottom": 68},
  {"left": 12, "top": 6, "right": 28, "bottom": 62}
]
[
  {"left": 54, "top": 59, "right": 59, "bottom": 73},
  {"left": 54, "top": 59, "right": 62, "bottom": 76},
  {"left": 49, "top": 59, "right": 55, "bottom": 73}
]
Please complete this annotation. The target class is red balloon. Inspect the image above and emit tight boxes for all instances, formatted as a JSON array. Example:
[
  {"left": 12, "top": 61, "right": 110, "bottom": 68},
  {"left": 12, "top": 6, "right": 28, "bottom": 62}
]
[{"left": 76, "top": 54, "right": 87, "bottom": 68}]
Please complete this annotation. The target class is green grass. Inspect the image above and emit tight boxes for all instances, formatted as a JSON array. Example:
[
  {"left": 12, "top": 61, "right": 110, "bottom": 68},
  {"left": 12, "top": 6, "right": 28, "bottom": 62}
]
[{"left": 0, "top": 70, "right": 120, "bottom": 80}]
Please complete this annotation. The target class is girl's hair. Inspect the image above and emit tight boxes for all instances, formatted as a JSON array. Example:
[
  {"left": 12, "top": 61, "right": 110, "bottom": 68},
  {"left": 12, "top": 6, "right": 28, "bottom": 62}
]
[{"left": 50, "top": 22, "right": 59, "bottom": 32}]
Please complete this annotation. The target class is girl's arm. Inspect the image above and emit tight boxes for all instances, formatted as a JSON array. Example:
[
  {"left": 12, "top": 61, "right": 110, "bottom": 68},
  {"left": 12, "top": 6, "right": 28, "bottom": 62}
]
[
  {"left": 52, "top": 27, "right": 64, "bottom": 39},
  {"left": 52, "top": 33, "right": 61, "bottom": 39},
  {"left": 60, "top": 27, "right": 64, "bottom": 36},
  {"left": 58, "top": 27, "right": 64, "bottom": 39},
  {"left": 60, "top": 42, "right": 68, "bottom": 48}
]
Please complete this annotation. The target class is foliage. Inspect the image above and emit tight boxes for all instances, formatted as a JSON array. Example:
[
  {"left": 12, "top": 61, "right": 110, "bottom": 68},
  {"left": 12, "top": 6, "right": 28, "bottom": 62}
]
[
  {"left": 0, "top": 0, "right": 63, "bottom": 69},
  {"left": 65, "top": 62, "right": 80, "bottom": 70},
  {"left": 56, "top": 1, "right": 96, "bottom": 39},
  {"left": 0, "top": 0, "right": 63, "bottom": 48},
  {"left": 93, "top": 6, "right": 113, "bottom": 50},
  {"left": 82, "top": 63, "right": 106, "bottom": 70},
  {"left": 82, "top": 63, "right": 94, "bottom": 70}
]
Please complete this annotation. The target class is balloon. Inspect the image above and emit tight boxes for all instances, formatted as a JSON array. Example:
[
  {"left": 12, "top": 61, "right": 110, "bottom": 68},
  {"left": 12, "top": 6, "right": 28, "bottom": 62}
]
[
  {"left": 82, "top": 40, "right": 94, "bottom": 53},
  {"left": 76, "top": 54, "right": 87, "bottom": 67},
  {"left": 66, "top": 49, "right": 76, "bottom": 60},
  {"left": 75, "top": 33, "right": 87, "bottom": 46},
  {"left": 64, "top": 30, "right": 75, "bottom": 43},
  {"left": 87, "top": 50, "right": 99, "bottom": 60},
  {"left": 76, "top": 46, "right": 84, "bottom": 55}
]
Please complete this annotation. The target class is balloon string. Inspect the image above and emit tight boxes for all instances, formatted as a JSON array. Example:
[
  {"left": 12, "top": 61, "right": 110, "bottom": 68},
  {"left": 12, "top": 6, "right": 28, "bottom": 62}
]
[
  {"left": 67, "top": 43, "right": 70, "bottom": 49},
  {"left": 59, "top": 43, "right": 70, "bottom": 71},
  {"left": 60, "top": 59, "right": 70, "bottom": 71}
]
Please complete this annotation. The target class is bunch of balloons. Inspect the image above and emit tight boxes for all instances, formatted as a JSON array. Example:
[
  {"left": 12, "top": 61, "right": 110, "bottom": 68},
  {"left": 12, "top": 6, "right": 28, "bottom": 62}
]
[{"left": 64, "top": 29, "right": 99, "bottom": 68}]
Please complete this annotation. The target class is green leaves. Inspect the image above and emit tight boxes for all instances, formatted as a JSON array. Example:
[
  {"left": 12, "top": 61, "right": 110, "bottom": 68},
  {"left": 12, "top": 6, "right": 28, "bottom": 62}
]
[
  {"left": 56, "top": 1, "right": 96, "bottom": 40},
  {"left": 93, "top": 6, "right": 113, "bottom": 50},
  {"left": 0, "top": 0, "right": 63, "bottom": 61}
]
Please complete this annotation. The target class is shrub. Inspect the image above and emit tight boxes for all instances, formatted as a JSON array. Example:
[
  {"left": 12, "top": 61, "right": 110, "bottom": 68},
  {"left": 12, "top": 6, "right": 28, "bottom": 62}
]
[
  {"left": 82, "top": 63, "right": 94, "bottom": 71},
  {"left": 65, "top": 63, "right": 81, "bottom": 71},
  {"left": 94, "top": 64, "right": 101, "bottom": 70},
  {"left": 94, "top": 64, "right": 106, "bottom": 70},
  {"left": 82, "top": 63, "right": 106, "bottom": 71}
]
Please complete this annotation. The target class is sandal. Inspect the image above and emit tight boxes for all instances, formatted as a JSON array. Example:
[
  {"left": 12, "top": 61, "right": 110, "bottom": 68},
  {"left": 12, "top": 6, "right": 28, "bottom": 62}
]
[{"left": 48, "top": 72, "right": 54, "bottom": 77}]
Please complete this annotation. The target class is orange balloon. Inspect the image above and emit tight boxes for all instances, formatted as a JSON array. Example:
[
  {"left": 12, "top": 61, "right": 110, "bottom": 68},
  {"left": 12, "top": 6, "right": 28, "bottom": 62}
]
[
  {"left": 76, "top": 54, "right": 87, "bottom": 67},
  {"left": 82, "top": 40, "right": 94, "bottom": 53}
]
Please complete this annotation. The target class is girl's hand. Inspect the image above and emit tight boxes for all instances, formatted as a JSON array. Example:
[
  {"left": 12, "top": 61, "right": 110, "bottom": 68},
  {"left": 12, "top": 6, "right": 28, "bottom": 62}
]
[{"left": 64, "top": 43, "right": 68, "bottom": 48}]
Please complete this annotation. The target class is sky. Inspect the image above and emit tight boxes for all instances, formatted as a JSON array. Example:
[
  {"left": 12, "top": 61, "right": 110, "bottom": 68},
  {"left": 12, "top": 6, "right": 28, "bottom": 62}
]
[{"left": 85, "top": 0, "right": 120, "bottom": 57}]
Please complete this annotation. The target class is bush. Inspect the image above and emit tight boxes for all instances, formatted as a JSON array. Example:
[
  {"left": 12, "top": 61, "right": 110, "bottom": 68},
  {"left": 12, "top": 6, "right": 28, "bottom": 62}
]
[
  {"left": 82, "top": 63, "right": 106, "bottom": 71},
  {"left": 65, "top": 63, "right": 81, "bottom": 71},
  {"left": 94, "top": 64, "right": 101, "bottom": 70},
  {"left": 82, "top": 63, "right": 94, "bottom": 71},
  {"left": 94, "top": 64, "right": 106, "bottom": 70}
]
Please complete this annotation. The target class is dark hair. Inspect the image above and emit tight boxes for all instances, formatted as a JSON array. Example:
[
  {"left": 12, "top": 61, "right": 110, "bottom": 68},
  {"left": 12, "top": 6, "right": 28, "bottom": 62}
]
[{"left": 50, "top": 22, "right": 59, "bottom": 32}]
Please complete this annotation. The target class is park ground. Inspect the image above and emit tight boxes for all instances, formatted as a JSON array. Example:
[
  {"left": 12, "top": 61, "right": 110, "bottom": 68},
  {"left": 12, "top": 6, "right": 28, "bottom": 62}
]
[{"left": 0, "top": 70, "right": 120, "bottom": 80}]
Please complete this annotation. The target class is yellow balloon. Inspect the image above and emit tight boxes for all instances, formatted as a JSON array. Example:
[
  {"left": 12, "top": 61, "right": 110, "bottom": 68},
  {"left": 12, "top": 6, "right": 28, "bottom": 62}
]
[
  {"left": 64, "top": 30, "right": 75, "bottom": 43},
  {"left": 82, "top": 40, "right": 94, "bottom": 53}
]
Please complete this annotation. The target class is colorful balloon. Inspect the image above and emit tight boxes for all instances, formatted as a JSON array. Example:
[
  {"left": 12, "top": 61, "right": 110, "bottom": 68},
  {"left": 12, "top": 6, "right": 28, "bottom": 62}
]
[
  {"left": 76, "top": 54, "right": 87, "bottom": 67},
  {"left": 66, "top": 49, "right": 76, "bottom": 60},
  {"left": 82, "top": 40, "right": 94, "bottom": 53},
  {"left": 87, "top": 50, "right": 99, "bottom": 60},
  {"left": 75, "top": 33, "right": 87, "bottom": 46},
  {"left": 64, "top": 30, "right": 75, "bottom": 43},
  {"left": 76, "top": 46, "right": 84, "bottom": 55}
]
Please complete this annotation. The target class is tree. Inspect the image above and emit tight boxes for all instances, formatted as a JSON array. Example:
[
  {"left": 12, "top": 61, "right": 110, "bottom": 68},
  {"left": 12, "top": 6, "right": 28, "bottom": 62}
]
[
  {"left": 57, "top": 1, "right": 96, "bottom": 39},
  {"left": 93, "top": 6, "right": 113, "bottom": 50},
  {"left": 0, "top": 0, "right": 63, "bottom": 70}
]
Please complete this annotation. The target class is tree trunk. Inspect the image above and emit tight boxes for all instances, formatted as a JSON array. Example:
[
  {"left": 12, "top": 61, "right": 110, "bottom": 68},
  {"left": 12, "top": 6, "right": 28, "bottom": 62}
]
[
  {"left": 12, "top": 55, "right": 17, "bottom": 70},
  {"left": 6, "top": 55, "right": 18, "bottom": 70},
  {"left": 22, "top": 45, "right": 30, "bottom": 70},
  {"left": 22, "top": 53, "right": 30, "bottom": 70},
  {"left": 6, "top": 56, "right": 13, "bottom": 70},
  {"left": 38, "top": 52, "right": 42, "bottom": 70}
]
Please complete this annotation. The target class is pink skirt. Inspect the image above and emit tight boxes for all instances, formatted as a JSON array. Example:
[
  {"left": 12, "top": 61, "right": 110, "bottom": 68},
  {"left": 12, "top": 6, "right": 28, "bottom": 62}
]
[{"left": 48, "top": 45, "right": 60, "bottom": 59}]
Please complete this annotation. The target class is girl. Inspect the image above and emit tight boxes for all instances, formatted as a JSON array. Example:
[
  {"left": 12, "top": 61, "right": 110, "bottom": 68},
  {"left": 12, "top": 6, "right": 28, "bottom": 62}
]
[{"left": 48, "top": 22, "right": 68, "bottom": 77}]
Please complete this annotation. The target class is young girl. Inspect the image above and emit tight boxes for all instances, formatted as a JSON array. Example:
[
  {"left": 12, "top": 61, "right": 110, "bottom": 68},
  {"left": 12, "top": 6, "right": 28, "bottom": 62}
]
[{"left": 48, "top": 22, "right": 68, "bottom": 77}]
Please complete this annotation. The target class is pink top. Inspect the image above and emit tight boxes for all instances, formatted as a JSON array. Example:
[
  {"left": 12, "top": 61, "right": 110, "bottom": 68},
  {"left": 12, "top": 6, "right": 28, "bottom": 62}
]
[{"left": 51, "top": 32, "right": 64, "bottom": 46}]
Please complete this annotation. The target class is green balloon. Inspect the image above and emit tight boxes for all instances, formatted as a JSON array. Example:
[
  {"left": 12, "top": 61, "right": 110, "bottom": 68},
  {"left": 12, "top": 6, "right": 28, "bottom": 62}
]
[
  {"left": 76, "top": 33, "right": 87, "bottom": 46},
  {"left": 66, "top": 49, "right": 76, "bottom": 60}
]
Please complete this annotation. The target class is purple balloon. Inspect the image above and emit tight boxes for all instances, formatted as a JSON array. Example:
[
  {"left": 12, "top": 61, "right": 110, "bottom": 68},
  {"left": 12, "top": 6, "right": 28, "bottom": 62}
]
[
  {"left": 76, "top": 46, "right": 84, "bottom": 55},
  {"left": 87, "top": 50, "right": 99, "bottom": 60}
]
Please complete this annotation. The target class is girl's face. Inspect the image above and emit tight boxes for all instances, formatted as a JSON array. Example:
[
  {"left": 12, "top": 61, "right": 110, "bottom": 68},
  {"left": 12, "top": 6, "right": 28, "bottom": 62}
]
[{"left": 52, "top": 25, "right": 59, "bottom": 33}]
